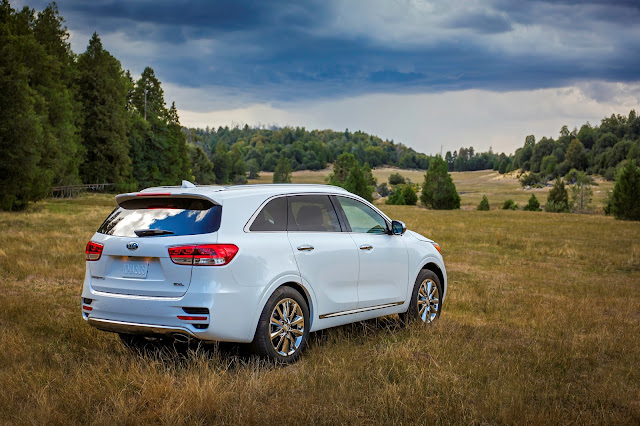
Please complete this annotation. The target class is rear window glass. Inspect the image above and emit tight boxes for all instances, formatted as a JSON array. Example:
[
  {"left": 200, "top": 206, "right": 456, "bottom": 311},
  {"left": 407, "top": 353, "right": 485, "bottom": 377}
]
[
  {"left": 288, "top": 195, "right": 341, "bottom": 232},
  {"left": 97, "top": 197, "right": 222, "bottom": 237},
  {"left": 250, "top": 197, "right": 287, "bottom": 231}
]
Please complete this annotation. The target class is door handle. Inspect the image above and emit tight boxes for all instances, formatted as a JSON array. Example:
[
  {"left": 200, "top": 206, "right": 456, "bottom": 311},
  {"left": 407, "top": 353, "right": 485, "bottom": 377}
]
[
  {"left": 297, "top": 245, "right": 315, "bottom": 251},
  {"left": 359, "top": 244, "right": 373, "bottom": 250}
]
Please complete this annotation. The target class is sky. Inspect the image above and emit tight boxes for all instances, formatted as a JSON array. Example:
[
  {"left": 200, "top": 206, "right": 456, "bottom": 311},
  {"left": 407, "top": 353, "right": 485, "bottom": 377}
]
[{"left": 15, "top": 0, "right": 640, "bottom": 154}]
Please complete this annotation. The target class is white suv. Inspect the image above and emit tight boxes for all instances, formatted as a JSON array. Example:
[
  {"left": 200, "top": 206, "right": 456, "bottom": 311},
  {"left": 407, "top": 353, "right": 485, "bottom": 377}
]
[{"left": 82, "top": 183, "right": 447, "bottom": 363}]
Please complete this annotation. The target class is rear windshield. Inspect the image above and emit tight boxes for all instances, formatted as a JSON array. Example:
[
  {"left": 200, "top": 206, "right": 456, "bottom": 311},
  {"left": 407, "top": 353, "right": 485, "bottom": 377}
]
[{"left": 97, "top": 197, "right": 222, "bottom": 237}]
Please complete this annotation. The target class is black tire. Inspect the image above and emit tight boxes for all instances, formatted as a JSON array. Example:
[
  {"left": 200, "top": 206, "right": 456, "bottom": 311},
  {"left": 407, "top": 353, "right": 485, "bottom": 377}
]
[
  {"left": 399, "top": 269, "right": 443, "bottom": 325},
  {"left": 251, "top": 286, "right": 310, "bottom": 364}
]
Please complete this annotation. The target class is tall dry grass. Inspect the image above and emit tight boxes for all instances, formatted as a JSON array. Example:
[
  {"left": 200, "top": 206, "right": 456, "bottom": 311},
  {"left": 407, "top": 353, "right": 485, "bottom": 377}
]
[{"left": 0, "top": 193, "right": 638, "bottom": 424}]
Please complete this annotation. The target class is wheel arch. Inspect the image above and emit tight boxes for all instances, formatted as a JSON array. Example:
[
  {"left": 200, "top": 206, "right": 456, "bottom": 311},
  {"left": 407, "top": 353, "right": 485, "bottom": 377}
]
[
  {"left": 249, "top": 279, "right": 316, "bottom": 342},
  {"left": 420, "top": 261, "right": 447, "bottom": 302}
]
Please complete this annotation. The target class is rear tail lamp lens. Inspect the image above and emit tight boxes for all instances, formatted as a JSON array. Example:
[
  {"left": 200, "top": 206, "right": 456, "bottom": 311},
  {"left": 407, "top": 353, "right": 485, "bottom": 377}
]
[
  {"left": 168, "top": 244, "right": 239, "bottom": 266},
  {"left": 85, "top": 241, "right": 104, "bottom": 261}
]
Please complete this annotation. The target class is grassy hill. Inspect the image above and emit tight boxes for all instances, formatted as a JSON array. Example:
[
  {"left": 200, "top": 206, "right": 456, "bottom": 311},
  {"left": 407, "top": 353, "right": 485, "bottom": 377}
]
[{"left": 0, "top": 182, "right": 638, "bottom": 423}]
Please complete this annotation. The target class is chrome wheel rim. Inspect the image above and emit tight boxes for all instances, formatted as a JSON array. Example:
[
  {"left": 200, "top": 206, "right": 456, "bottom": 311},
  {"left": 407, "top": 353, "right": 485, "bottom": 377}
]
[
  {"left": 417, "top": 279, "right": 439, "bottom": 323},
  {"left": 270, "top": 298, "right": 305, "bottom": 356}
]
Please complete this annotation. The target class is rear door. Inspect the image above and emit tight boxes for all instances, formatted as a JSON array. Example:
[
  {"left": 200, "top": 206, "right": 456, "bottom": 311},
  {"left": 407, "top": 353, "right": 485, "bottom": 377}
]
[
  {"left": 334, "top": 196, "right": 409, "bottom": 308},
  {"left": 88, "top": 197, "right": 221, "bottom": 297},
  {"left": 286, "top": 195, "right": 360, "bottom": 316}
]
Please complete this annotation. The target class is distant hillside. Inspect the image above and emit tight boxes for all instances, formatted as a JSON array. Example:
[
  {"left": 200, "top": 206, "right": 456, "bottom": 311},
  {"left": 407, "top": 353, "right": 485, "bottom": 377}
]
[{"left": 513, "top": 110, "right": 640, "bottom": 180}]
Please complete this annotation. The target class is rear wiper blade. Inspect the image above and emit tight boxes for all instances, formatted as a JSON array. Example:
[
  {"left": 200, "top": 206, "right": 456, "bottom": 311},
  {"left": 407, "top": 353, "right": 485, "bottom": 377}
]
[{"left": 134, "top": 229, "right": 175, "bottom": 237}]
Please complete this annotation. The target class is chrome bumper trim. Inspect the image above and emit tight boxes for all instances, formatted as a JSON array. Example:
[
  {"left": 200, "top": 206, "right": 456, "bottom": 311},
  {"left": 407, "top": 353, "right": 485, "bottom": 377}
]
[{"left": 87, "top": 317, "right": 198, "bottom": 338}]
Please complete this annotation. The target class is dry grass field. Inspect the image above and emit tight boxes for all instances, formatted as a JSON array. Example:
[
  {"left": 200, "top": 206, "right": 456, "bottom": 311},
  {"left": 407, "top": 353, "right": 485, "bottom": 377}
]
[
  {"left": 250, "top": 167, "right": 615, "bottom": 211},
  {"left": 1, "top": 174, "right": 638, "bottom": 424}
]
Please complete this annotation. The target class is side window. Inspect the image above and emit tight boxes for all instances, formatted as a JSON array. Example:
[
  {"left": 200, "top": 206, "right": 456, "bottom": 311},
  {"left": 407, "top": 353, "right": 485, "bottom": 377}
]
[
  {"left": 249, "top": 197, "right": 287, "bottom": 231},
  {"left": 288, "top": 195, "right": 341, "bottom": 232},
  {"left": 336, "top": 196, "right": 388, "bottom": 234}
]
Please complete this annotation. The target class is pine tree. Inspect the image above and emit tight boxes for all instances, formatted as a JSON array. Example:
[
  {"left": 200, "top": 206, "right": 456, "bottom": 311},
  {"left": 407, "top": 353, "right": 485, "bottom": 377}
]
[
  {"left": 545, "top": 178, "right": 571, "bottom": 212},
  {"left": 273, "top": 157, "right": 292, "bottom": 183},
  {"left": 609, "top": 161, "right": 640, "bottom": 221},
  {"left": 76, "top": 33, "right": 132, "bottom": 185},
  {"left": 421, "top": 156, "right": 460, "bottom": 209},
  {"left": 0, "top": 1, "right": 46, "bottom": 209},
  {"left": 523, "top": 194, "right": 541, "bottom": 211},
  {"left": 213, "top": 142, "right": 231, "bottom": 184},
  {"left": 341, "top": 165, "right": 372, "bottom": 201},
  {"left": 188, "top": 145, "right": 215, "bottom": 184},
  {"left": 477, "top": 195, "right": 490, "bottom": 210}
]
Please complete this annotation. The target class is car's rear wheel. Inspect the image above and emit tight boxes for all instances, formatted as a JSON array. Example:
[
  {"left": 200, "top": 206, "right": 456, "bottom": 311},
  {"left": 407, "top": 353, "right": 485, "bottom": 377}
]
[
  {"left": 251, "top": 286, "right": 309, "bottom": 364},
  {"left": 400, "top": 269, "right": 442, "bottom": 324}
]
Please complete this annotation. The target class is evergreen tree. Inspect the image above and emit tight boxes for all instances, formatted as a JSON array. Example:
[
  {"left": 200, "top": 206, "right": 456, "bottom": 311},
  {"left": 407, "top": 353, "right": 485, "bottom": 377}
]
[
  {"left": 608, "top": 161, "right": 640, "bottom": 221},
  {"left": 386, "top": 188, "right": 406, "bottom": 205},
  {"left": 247, "top": 159, "right": 260, "bottom": 179},
  {"left": 188, "top": 145, "right": 215, "bottom": 184},
  {"left": 0, "top": 1, "right": 46, "bottom": 209},
  {"left": 273, "top": 157, "right": 292, "bottom": 183},
  {"left": 328, "top": 153, "right": 357, "bottom": 185},
  {"left": 343, "top": 165, "right": 373, "bottom": 202},
  {"left": 76, "top": 33, "right": 132, "bottom": 185},
  {"left": 545, "top": 178, "right": 571, "bottom": 212},
  {"left": 421, "top": 156, "right": 460, "bottom": 209},
  {"left": 523, "top": 194, "right": 541, "bottom": 211},
  {"left": 401, "top": 185, "right": 417, "bottom": 205},
  {"left": 212, "top": 142, "right": 231, "bottom": 184},
  {"left": 477, "top": 195, "right": 490, "bottom": 210},
  {"left": 167, "top": 101, "right": 190, "bottom": 181}
]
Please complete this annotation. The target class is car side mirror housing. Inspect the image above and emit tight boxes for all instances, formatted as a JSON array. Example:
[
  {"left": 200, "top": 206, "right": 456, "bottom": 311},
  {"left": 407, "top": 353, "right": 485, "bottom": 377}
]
[{"left": 391, "top": 220, "right": 406, "bottom": 235}]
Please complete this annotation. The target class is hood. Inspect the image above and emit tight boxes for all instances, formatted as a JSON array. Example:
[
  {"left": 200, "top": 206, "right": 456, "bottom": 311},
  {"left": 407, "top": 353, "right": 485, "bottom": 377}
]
[{"left": 406, "top": 230, "right": 434, "bottom": 243}]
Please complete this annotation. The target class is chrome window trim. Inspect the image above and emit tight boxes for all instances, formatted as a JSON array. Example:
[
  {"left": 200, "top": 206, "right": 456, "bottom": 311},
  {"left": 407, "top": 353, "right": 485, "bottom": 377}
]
[{"left": 244, "top": 191, "right": 391, "bottom": 233}]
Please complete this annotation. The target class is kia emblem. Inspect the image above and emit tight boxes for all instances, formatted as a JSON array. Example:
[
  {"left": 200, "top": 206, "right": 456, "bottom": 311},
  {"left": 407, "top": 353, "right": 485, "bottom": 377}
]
[{"left": 126, "top": 242, "right": 139, "bottom": 251}]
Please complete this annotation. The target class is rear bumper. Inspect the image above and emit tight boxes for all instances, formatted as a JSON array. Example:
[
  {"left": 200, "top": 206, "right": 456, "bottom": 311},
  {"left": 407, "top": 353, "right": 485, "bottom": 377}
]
[{"left": 87, "top": 317, "right": 198, "bottom": 339}]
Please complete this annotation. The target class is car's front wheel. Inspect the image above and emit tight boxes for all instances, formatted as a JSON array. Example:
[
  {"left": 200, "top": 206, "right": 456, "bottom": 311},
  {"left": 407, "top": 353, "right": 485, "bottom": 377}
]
[
  {"left": 400, "top": 269, "right": 442, "bottom": 324},
  {"left": 251, "top": 286, "right": 309, "bottom": 364}
]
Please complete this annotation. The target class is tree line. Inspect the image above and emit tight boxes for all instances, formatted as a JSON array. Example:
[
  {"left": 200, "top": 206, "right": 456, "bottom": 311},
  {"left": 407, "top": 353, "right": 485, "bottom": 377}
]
[
  {"left": 1, "top": 1, "right": 191, "bottom": 210},
  {"left": 186, "top": 126, "right": 437, "bottom": 185}
]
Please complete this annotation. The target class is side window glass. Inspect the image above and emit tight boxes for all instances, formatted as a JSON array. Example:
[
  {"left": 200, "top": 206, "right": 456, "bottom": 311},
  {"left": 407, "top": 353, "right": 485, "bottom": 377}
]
[
  {"left": 288, "top": 195, "right": 341, "bottom": 232},
  {"left": 249, "top": 197, "right": 287, "bottom": 231},
  {"left": 337, "top": 196, "right": 388, "bottom": 234}
]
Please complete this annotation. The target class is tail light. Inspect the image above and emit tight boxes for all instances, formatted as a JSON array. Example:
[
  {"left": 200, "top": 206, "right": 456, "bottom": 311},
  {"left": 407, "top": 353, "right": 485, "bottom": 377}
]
[
  {"left": 168, "top": 244, "right": 239, "bottom": 266},
  {"left": 85, "top": 241, "right": 104, "bottom": 261}
]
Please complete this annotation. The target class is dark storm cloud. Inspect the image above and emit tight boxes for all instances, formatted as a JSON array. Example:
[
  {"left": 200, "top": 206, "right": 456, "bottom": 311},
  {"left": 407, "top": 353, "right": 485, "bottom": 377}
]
[{"left": 20, "top": 0, "right": 640, "bottom": 104}]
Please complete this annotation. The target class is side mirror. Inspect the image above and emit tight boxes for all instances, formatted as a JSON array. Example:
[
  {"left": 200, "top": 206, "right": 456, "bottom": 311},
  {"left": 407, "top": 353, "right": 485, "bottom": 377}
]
[{"left": 391, "top": 220, "right": 406, "bottom": 235}]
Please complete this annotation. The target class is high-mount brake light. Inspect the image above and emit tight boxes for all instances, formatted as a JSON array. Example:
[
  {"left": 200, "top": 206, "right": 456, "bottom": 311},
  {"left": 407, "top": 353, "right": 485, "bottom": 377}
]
[
  {"left": 168, "top": 244, "right": 239, "bottom": 266},
  {"left": 85, "top": 241, "right": 104, "bottom": 261},
  {"left": 136, "top": 192, "right": 172, "bottom": 197}
]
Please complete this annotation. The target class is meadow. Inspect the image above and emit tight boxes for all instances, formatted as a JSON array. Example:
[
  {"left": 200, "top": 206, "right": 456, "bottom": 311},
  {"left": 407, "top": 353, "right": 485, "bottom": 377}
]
[{"left": 0, "top": 172, "right": 638, "bottom": 424}]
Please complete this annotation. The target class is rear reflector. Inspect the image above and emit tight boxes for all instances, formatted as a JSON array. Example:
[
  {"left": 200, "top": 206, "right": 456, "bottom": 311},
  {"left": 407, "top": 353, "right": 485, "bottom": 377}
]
[
  {"left": 82, "top": 305, "right": 93, "bottom": 311},
  {"left": 177, "top": 315, "right": 208, "bottom": 321},
  {"left": 85, "top": 241, "right": 104, "bottom": 261},
  {"left": 168, "top": 244, "right": 239, "bottom": 266}
]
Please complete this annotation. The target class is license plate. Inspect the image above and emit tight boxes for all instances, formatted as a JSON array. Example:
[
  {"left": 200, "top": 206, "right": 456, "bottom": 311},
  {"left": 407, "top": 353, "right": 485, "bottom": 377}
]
[{"left": 122, "top": 261, "right": 148, "bottom": 278}]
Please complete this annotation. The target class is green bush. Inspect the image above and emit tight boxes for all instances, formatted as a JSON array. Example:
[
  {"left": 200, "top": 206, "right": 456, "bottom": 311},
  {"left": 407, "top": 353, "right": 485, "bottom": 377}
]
[
  {"left": 520, "top": 172, "right": 543, "bottom": 187},
  {"left": 388, "top": 173, "right": 406, "bottom": 185},
  {"left": 477, "top": 195, "right": 490, "bottom": 211},
  {"left": 502, "top": 199, "right": 518, "bottom": 210}
]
